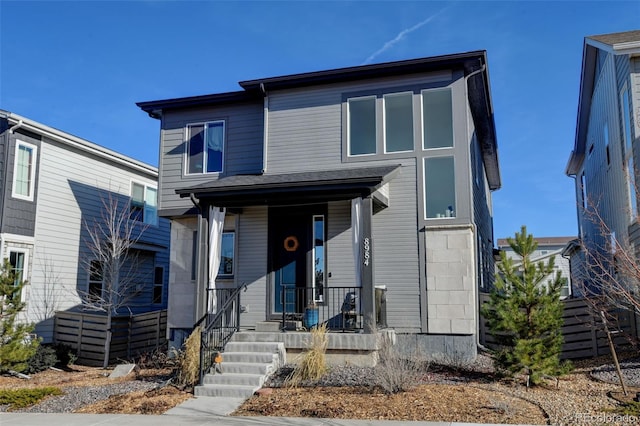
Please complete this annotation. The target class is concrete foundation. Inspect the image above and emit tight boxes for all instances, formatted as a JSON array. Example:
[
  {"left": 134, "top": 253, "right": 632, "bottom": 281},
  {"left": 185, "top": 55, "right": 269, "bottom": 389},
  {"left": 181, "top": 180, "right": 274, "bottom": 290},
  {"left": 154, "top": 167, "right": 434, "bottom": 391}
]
[{"left": 395, "top": 333, "right": 477, "bottom": 363}]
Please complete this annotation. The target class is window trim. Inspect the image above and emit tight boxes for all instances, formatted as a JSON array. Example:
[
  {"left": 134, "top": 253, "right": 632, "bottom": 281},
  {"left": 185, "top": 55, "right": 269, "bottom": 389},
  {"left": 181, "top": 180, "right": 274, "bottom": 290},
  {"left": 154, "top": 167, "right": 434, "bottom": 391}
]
[
  {"left": 383, "top": 91, "right": 415, "bottom": 154},
  {"left": 12, "top": 140, "right": 37, "bottom": 201},
  {"left": 8, "top": 249, "right": 28, "bottom": 302},
  {"left": 130, "top": 180, "right": 158, "bottom": 226},
  {"left": 184, "top": 120, "right": 226, "bottom": 175}
]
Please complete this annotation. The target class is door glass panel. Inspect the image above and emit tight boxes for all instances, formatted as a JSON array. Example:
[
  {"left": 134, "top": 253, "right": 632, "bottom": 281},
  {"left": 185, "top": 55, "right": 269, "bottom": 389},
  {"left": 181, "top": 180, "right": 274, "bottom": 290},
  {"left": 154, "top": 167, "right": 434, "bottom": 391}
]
[{"left": 313, "top": 215, "right": 325, "bottom": 302}]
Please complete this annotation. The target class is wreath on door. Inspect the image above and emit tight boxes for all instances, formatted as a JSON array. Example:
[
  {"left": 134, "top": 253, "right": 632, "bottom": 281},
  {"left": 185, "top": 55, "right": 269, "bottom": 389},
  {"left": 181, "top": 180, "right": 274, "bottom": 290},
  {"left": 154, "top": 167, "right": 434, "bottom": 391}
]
[{"left": 284, "top": 235, "right": 299, "bottom": 252}]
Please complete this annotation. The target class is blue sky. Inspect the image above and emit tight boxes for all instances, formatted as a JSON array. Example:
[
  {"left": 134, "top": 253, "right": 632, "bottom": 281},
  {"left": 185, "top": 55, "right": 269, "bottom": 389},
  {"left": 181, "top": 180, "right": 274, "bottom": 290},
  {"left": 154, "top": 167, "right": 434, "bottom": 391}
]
[{"left": 1, "top": 0, "right": 639, "bottom": 240}]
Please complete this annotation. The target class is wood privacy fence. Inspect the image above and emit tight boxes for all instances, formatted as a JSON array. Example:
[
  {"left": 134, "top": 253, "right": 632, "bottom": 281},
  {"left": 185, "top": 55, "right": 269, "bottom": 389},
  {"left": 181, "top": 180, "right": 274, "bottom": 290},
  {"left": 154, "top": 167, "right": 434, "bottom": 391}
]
[
  {"left": 54, "top": 310, "right": 167, "bottom": 366},
  {"left": 479, "top": 293, "right": 638, "bottom": 359}
]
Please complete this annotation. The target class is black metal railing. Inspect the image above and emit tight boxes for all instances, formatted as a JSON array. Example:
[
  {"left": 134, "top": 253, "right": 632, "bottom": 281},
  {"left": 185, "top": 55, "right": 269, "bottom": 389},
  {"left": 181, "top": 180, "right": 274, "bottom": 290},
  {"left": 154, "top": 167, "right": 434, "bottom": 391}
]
[
  {"left": 280, "top": 286, "right": 363, "bottom": 332},
  {"left": 196, "top": 284, "right": 247, "bottom": 384}
]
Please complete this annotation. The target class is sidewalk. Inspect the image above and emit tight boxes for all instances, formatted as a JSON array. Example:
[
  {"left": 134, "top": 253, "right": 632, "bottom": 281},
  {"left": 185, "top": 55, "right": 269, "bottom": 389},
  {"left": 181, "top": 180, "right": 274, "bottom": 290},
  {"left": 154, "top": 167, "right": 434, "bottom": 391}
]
[{"left": 0, "top": 395, "right": 539, "bottom": 426}]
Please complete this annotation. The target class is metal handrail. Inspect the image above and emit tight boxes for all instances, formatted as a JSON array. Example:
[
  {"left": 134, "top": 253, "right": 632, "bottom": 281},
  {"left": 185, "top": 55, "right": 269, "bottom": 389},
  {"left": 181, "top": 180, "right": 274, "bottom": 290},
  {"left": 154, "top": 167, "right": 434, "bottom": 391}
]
[{"left": 198, "top": 283, "right": 247, "bottom": 384}]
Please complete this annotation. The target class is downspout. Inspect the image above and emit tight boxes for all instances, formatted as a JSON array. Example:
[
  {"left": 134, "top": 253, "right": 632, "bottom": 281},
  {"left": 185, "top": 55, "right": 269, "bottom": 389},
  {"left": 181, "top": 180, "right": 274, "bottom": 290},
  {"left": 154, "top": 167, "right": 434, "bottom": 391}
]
[
  {"left": 8, "top": 119, "right": 23, "bottom": 134},
  {"left": 261, "top": 83, "right": 268, "bottom": 174}
]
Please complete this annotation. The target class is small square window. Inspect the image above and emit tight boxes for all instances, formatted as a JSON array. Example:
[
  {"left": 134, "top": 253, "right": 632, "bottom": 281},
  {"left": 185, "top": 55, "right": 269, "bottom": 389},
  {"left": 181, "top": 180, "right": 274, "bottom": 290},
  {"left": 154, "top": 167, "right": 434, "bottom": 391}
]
[{"left": 153, "top": 266, "right": 164, "bottom": 304}]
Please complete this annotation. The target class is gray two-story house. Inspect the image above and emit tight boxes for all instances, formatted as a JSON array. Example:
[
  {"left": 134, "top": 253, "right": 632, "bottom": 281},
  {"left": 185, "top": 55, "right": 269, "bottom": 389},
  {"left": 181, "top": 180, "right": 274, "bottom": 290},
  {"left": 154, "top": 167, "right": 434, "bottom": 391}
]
[
  {"left": 138, "top": 51, "right": 501, "bottom": 363},
  {"left": 566, "top": 30, "right": 640, "bottom": 297},
  {"left": 0, "top": 111, "right": 170, "bottom": 343}
]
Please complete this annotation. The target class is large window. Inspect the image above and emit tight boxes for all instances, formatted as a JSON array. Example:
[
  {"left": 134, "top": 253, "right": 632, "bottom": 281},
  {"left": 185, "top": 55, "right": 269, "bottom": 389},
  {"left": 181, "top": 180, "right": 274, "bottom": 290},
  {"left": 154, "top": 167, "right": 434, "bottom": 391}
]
[
  {"left": 384, "top": 92, "right": 414, "bottom": 153},
  {"left": 424, "top": 156, "right": 456, "bottom": 219},
  {"left": 12, "top": 141, "right": 37, "bottom": 201},
  {"left": 130, "top": 182, "right": 158, "bottom": 226},
  {"left": 348, "top": 97, "right": 376, "bottom": 156},
  {"left": 422, "top": 88, "right": 453, "bottom": 149},
  {"left": 187, "top": 121, "right": 225, "bottom": 174},
  {"left": 218, "top": 232, "right": 235, "bottom": 276}
]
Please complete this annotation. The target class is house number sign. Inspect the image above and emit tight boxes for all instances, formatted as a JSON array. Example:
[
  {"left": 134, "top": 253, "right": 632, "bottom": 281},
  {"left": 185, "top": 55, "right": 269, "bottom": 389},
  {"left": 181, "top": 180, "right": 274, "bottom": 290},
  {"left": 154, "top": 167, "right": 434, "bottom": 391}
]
[{"left": 363, "top": 237, "right": 371, "bottom": 266}]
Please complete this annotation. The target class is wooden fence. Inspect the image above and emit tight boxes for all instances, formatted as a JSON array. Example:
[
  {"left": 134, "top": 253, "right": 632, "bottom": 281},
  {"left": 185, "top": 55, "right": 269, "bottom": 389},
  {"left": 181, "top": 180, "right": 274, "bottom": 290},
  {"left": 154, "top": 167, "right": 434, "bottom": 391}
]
[
  {"left": 479, "top": 294, "right": 638, "bottom": 359},
  {"left": 54, "top": 310, "right": 167, "bottom": 366}
]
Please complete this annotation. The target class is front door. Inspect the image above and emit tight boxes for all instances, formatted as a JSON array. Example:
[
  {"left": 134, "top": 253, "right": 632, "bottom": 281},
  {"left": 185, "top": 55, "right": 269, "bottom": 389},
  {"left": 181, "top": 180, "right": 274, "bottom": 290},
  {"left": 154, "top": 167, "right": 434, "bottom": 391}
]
[{"left": 270, "top": 207, "right": 309, "bottom": 317}]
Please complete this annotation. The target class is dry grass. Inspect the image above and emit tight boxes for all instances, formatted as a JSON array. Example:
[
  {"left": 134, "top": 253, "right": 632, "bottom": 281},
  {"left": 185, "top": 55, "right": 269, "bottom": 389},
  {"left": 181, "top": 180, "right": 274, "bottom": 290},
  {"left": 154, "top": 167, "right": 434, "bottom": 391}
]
[
  {"left": 74, "top": 386, "right": 191, "bottom": 414},
  {"left": 174, "top": 326, "right": 201, "bottom": 388},
  {"left": 285, "top": 323, "right": 328, "bottom": 387}
]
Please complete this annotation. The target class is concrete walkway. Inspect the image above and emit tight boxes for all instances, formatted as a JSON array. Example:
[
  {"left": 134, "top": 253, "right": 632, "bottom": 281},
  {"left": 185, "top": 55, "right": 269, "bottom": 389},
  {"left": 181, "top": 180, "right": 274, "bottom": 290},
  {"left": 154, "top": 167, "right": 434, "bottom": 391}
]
[{"left": 0, "top": 395, "right": 539, "bottom": 426}]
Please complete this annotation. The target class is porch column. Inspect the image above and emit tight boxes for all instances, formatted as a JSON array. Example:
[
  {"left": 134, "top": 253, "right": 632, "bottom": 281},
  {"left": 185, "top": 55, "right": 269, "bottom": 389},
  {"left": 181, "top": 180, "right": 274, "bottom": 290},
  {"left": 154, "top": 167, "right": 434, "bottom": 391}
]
[
  {"left": 359, "top": 196, "right": 376, "bottom": 333},
  {"left": 194, "top": 212, "right": 209, "bottom": 322}
]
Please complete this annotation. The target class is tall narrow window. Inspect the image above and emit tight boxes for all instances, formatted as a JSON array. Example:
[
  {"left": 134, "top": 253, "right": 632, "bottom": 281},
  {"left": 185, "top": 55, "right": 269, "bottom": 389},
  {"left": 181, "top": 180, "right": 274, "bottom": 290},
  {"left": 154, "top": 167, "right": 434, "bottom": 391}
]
[
  {"left": 581, "top": 172, "right": 588, "bottom": 210},
  {"left": 384, "top": 92, "right": 414, "bottom": 152},
  {"left": 422, "top": 88, "right": 453, "bottom": 149},
  {"left": 12, "top": 141, "right": 37, "bottom": 201},
  {"left": 9, "top": 251, "right": 26, "bottom": 302},
  {"left": 424, "top": 157, "right": 456, "bottom": 219},
  {"left": 218, "top": 232, "right": 235, "bottom": 276},
  {"left": 130, "top": 182, "right": 158, "bottom": 225},
  {"left": 153, "top": 266, "right": 164, "bottom": 304},
  {"left": 621, "top": 87, "right": 637, "bottom": 221},
  {"left": 88, "top": 260, "right": 104, "bottom": 301},
  {"left": 312, "top": 215, "right": 325, "bottom": 302},
  {"left": 187, "top": 121, "right": 224, "bottom": 174},
  {"left": 348, "top": 97, "right": 376, "bottom": 156}
]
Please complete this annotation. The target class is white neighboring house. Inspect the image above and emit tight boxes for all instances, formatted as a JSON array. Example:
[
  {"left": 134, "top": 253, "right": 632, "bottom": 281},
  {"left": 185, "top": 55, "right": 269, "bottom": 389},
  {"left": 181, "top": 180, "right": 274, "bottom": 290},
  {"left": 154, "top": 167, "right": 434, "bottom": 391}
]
[
  {"left": 0, "top": 110, "right": 170, "bottom": 342},
  {"left": 496, "top": 236, "right": 575, "bottom": 299}
]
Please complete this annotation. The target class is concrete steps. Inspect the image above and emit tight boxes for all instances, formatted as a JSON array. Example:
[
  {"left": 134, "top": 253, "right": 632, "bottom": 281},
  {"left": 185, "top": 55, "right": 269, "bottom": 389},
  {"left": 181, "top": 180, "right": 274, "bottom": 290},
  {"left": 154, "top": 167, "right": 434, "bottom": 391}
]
[{"left": 194, "top": 340, "right": 285, "bottom": 399}]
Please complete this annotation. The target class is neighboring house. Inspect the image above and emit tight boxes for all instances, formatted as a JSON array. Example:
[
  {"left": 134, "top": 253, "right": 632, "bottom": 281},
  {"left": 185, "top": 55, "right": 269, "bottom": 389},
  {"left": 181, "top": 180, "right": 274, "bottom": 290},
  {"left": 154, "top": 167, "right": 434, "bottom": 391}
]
[
  {"left": 496, "top": 236, "right": 575, "bottom": 299},
  {"left": 138, "top": 51, "right": 501, "bottom": 361},
  {"left": 0, "top": 111, "right": 170, "bottom": 342},
  {"left": 565, "top": 30, "right": 640, "bottom": 292}
]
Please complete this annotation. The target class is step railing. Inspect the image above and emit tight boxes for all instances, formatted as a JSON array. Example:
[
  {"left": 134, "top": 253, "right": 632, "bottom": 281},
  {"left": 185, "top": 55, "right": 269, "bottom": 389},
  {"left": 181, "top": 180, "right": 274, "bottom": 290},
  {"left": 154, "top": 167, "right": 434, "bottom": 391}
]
[
  {"left": 195, "top": 284, "right": 247, "bottom": 384},
  {"left": 280, "top": 286, "right": 363, "bottom": 332}
]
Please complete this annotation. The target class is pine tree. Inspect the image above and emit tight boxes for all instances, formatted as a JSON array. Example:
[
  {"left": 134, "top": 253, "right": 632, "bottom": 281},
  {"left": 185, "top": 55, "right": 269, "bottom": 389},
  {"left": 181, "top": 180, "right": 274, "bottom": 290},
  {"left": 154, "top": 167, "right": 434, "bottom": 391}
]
[
  {"left": 482, "top": 226, "right": 570, "bottom": 384},
  {"left": 0, "top": 259, "right": 39, "bottom": 372}
]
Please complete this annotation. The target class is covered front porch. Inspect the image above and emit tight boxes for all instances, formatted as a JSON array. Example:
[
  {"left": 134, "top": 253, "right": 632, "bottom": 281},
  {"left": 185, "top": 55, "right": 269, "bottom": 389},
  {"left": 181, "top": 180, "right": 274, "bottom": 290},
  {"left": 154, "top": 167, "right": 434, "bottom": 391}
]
[{"left": 178, "top": 165, "right": 400, "bottom": 338}]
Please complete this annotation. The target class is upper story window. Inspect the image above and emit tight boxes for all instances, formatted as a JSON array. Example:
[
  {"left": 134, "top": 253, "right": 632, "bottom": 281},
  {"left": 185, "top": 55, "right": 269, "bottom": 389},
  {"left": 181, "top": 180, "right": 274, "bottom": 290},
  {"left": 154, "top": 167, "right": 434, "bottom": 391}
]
[
  {"left": 424, "top": 156, "right": 456, "bottom": 219},
  {"left": 384, "top": 92, "right": 414, "bottom": 153},
  {"left": 12, "top": 140, "right": 37, "bottom": 201},
  {"left": 422, "top": 88, "right": 453, "bottom": 149},
  {"left": 187, "top": 121, "right": 225, "bottom": 174},
  {"left": 130, "top": 182, "right": 158, "bottom": 226},
  {"left": 348, "top": 97, "right": 377, "bottom": 156}
]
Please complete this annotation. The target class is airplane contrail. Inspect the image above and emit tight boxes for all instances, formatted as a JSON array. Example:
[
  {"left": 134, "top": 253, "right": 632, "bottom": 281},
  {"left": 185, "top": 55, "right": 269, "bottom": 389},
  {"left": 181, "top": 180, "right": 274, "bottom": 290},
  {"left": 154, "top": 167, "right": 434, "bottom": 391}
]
[{"left": 363, "top": 8, "right": 449, "bottom": 65}]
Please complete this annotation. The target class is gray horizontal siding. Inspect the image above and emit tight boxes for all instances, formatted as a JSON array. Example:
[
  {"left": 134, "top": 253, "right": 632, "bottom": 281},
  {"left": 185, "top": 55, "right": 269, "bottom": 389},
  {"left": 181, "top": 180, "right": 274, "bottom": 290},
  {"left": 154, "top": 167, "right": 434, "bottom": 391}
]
[
  {"left": 2, "top": 131, "right": 41, "bottom": 236},
  {"left": 237, "top": 206, "right": 268, "bottom": 326},
  {"left": 159, "top": 103, "right": 264, "bottom": 214},
  {"left": 265, "top": 71, "right": 453, "bottom": 175},
  {"left": 28, "top": 136, "right": 169, "bottom": 331}
]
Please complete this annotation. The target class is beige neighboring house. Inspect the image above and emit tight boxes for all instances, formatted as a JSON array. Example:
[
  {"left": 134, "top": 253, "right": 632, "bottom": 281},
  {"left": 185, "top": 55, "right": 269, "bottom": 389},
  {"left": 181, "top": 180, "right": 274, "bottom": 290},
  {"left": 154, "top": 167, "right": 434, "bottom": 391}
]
[{"left": 496, "top": 236, "right": 576, "bottom": 299}]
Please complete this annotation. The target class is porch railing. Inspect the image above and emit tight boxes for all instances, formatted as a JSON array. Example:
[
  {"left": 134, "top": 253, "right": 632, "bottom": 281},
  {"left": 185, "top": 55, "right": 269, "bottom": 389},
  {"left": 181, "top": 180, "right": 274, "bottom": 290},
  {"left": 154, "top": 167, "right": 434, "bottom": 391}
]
[
  {"left": 195, "top": 284, "right": 247, "bottom": 384},
  {"left": 281, "top": 286, "right": 363, "bottom": 332}
]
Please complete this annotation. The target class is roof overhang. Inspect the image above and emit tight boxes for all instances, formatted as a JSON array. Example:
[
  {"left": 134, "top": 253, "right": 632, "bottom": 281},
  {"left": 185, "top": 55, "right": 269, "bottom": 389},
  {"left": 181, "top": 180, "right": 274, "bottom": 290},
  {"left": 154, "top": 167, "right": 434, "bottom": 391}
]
[
  {"left": 176, "top": 165, "right": 401, "bottom": 208},
  {"left": 567, "top": 31, "right": 640, "bottom": 176}
]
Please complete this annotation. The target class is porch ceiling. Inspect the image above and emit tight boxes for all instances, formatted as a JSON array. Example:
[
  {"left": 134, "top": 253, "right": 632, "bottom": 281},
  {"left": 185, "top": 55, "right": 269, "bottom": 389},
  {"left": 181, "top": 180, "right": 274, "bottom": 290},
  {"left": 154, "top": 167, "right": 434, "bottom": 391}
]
[{"left": 176, "top": 165, "right": 401, "bottom": 207}]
